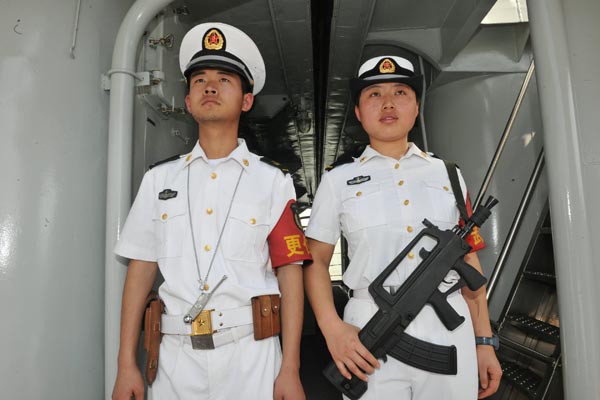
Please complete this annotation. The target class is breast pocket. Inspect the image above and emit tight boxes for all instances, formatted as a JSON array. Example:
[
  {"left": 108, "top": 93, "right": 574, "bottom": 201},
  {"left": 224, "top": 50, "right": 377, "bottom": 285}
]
[
  {"left": 152, "top": 200, "right": 186, "bottom": 259},
  {"left": 422, "top": 180, "right": 460, "bottom": 224},
  {"left": 340, "top": 184, "right": 387, "bottom": 233},
  {"left": 222, "top": 203, "right": 270, "bottom": 263}
]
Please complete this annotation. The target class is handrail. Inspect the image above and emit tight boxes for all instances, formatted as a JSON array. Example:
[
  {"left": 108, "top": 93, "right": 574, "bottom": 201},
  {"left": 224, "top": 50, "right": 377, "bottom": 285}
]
[
  {"left": 473, "top": 59, "right": 536, "bottom": 211},
  {"left": 487, "top": 150, "right": 545, "bottom": 300}
]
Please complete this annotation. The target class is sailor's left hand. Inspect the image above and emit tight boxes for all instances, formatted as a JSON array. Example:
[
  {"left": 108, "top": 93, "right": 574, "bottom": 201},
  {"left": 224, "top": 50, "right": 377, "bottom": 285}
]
[
  {"left": 274, "top": 364, "right": 305, "bottom": 400},
  {"left": 476, "top": 345, "right": 502, "bottom": 398}
]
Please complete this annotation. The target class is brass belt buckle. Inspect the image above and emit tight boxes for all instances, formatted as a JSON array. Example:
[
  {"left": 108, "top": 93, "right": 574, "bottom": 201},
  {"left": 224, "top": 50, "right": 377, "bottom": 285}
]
[{"left": 190, "top": 309, "right": 215, "bottom": 350}]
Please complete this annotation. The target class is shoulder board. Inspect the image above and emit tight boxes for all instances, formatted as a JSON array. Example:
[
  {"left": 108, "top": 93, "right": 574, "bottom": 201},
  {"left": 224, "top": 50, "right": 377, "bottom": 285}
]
[
  {"left": 260, "top": 157, "right": 289, "bottom": 173},
  {"left": 325, "top": 156, "right": 354, "bottom": 171},
  {"left": 325, "top": 145, "right": 366, "bottom": 171},
  {"left": 428, "top": 152, "right": 461, "bottom": 169},
  {"left": 148, "top": 154, "right": 182, "bottom": 170}
]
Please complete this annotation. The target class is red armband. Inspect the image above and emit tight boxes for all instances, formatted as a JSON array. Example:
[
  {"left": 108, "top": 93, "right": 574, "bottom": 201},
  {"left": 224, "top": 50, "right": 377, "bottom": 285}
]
[
  {"left": 460, "top": 192, "right": 486, "bottom": 252},
  {"left": 267, "top": 199, "right": 313, "bottom": 268}
]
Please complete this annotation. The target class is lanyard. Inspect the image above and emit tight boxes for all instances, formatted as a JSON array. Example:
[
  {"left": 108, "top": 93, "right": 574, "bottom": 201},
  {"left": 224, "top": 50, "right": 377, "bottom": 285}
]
[{"left": 183, "top": 159, "right": 243, "bottom": 323}]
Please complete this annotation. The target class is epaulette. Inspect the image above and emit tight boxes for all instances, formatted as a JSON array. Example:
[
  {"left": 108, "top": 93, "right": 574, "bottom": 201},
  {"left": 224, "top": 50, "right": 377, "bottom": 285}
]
[
  {"left": 325, "top": 145, "right": 366, "bottom": 171},
  {"left": 148, "top": 154, "right": 182, "bottom": 170},
  {"left": 429, "top": 152, "right": 462, "bottom": 170},
  {"left": 260, "top": 157, "right": 290, "bottom": 173},
  {"left": 325, "top": 156, "right": 354, "bottom": 171}
]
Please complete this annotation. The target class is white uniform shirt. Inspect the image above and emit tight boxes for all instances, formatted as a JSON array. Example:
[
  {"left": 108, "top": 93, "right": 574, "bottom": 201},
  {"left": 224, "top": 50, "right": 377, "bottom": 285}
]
[
  {"left": 306, "top": 143, "right": 470, "bottom": 290},
  {"left": 115, "top": 139, "right": 296, "bottom": 316}
]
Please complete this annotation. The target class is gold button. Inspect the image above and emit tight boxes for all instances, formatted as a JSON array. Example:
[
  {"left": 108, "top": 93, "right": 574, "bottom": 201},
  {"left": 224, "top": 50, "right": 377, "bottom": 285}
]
[
  {"left": 250, "top": 218, "right": 256, "bottom": 225},
  {"left": 443, "top": 186, "right": 449, "bottom": 191},
  {"left": 394, "top": 163, "right": 400, "bottom": 169},
  {"left": 408, "top": 252, "right": 415, "bottom": 259},
  {"left": 161, "top": 213, "right": 168, "bottom": 220},
  {"left": 243, "top": 159, "right": 249, "bottom": 166},
  {"left": 185, "top": 154, "right": 192, "bottom": 162},
  {"left": 407, "top": 226, "right": 414, "bottom": 233},
  {"left": 398, "top": 180, "right": 405, "bottom": 186},
  {"left": 404, "top": 199, "right": 410, "bottom": 206},
  {"left": 356, "top": 191, "right": 362, "bottom": 197},
  {"left": 206, "top": 208, "right": 213, "bottom": 215},
  {"left": 210, "top": 172, "right": 217, "bottom": 179},
  {"left": 204, "top": 244, "right": 211, "bottom": 252},
  {"left": 360, "top": 157, "right": 366, "bottom": 162}
]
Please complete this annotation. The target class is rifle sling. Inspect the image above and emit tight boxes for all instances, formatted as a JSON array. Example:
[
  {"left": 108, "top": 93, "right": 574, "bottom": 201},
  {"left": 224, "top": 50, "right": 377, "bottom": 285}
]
[
  {"left": 385, "top": 329, "right": 457, "bottom": 375},
  {"left": 443, "top": 160, "right": 469, "bottom": 222}
]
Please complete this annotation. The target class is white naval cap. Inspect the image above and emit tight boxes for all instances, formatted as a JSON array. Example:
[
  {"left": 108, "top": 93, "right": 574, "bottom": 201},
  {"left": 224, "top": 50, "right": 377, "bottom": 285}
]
[
  {"left": 179, "top": 22, "right": 266, "bottom": 95},
  {"left": 349, "top": 55, "right": 422, "bottom": 103}
]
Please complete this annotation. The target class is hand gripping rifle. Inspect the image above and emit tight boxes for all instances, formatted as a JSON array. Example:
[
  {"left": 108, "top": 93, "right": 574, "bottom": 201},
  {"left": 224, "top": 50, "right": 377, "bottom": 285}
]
[{"left": 323, "top": 196, "right": 499, "bottom": 399}]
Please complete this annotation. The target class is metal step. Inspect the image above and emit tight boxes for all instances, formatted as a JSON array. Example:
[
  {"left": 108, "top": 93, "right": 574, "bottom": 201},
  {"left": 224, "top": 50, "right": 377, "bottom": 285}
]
[
  {"left": 498, "top": 335, "right": 556, "bottom": 364},
  {"left": 522, "top": 271, "right": 556, "bottom": 286},
  {"left": 507, "top": 314, "right": 560, "bottom": 344},
  {"left": 500, "top": 360, "right": 542, "bottom": 399}
]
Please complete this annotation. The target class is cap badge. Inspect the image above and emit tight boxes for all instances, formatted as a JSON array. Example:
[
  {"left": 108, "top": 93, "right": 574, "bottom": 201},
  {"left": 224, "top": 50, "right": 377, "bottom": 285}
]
[
  {"left": 379, "top": 58, "right": 396, "bottom": 74},
  {"left": 203, "top": 28, "right": 225, "bottom": 51}
]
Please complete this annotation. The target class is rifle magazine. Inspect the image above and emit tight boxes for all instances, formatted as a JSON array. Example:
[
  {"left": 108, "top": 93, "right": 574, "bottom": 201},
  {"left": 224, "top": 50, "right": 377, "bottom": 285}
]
[{"left": 386, "top": 330, "right": 457, "bottom": 375}]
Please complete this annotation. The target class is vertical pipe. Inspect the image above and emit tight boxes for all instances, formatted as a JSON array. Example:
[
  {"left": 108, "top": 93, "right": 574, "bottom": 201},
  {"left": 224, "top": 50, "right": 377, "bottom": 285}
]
[
  {"left": 105, "top": 0, "right": 174, "bottom": 397},
  {"left": 528, "top": 0, "right": 600, "bottom": 398},
  {"left": 417, "top": 55, "right": 428, "bottom": 152}
]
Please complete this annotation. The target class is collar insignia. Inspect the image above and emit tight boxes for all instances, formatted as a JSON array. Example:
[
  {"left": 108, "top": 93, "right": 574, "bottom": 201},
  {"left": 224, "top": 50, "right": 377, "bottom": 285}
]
[
  {"left": 203, "top": 28, "right": 225, "bottom": 50},
  {"left": 379, "top": 58, "right": 396, "bottom": 74},
  {"left": 346, "top": 175, "right": 371, "bottom": 185},
  {"left": 158, "top": 189, "right": 178, "bottom": 200}
]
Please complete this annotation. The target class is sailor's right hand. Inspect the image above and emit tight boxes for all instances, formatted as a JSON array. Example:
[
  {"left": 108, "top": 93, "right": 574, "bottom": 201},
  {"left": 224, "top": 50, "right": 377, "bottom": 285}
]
[
  {"left": 112, "top": 365, "right": 145, "bottom": 400},
  {"left": 322, "top": 319, "right": 380, "bottom": 382}
]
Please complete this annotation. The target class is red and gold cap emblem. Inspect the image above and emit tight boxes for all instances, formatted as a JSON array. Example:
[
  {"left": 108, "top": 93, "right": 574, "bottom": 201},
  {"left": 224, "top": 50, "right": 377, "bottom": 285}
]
[
  {"left": 379, "top": 58, "right": 396, "bottom": 74},
  {"left": 203, "top": 28, "right": 225, "bottom": 50}
]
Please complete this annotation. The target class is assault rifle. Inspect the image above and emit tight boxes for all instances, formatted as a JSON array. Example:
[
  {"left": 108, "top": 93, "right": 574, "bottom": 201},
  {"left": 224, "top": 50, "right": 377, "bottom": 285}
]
[{"left": 323, "top": 196, "right": 498, "bottom": 399}]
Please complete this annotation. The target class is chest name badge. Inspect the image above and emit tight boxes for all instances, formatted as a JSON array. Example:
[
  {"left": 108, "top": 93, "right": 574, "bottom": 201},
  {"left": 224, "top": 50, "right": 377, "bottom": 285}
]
[
  {"left": 346, "top": 175, "right": 371, "bottom": 185},
  {"left": 158, "top": 189, "right": 178, "bottom": 200}
]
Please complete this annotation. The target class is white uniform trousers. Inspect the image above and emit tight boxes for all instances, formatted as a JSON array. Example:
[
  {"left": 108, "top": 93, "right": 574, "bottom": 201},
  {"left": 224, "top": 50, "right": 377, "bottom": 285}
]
[
  {"left": 149, "top": 333, "right": 282, "bottom": 399},
  {"left": 343, "top": 290, "right": 478, "bottom": 400}
]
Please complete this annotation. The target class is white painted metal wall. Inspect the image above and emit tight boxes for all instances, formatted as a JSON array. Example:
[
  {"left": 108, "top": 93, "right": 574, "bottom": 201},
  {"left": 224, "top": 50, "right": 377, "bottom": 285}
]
[{"left": 0, "top": 0, "right": 133, "bottom": 398}]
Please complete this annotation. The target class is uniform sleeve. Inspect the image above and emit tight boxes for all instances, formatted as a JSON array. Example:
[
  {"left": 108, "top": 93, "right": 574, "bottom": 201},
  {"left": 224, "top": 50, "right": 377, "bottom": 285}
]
[
  {"left": 267, "top": 173, "right": 312, "bottom": 268},
  {"left": 305, "top": 172, "right": 341, "bottom": 245},
  {"left": 457, "top": 169, "right": 485, "bottom": 252},
  {"left": 114, "top": 171, "right": 158, "bottom": 262}
]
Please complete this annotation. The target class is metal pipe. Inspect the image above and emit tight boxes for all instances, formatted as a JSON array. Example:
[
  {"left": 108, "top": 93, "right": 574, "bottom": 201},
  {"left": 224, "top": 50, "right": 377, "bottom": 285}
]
[
  {"left": 473, "top": 59, "right": 536, "bottom": 211},
  {"left": 487, "top": 150, "right": 545, "bottom": 300},
  {"left": 418, "top": 55, "right": 428, "bottom": 152},
  {"left": 104, "top": 0, "right": 174, "bottom": 397},
  {"left": 69, "top": 0, "right": 82, "bottom": 59},
  {"left": 528, "top": 0, "right": 600, "bottom": 397}
]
